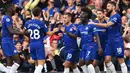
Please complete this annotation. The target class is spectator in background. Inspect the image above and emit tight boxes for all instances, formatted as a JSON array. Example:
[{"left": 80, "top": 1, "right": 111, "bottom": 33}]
[
  {"left": 12, "top": 7, "right": 23, "bottom": 30},
  {"left": 24, "top": 9, "right": 32, "bottom": 22},
  {"left": 15, "top": 41, "right": 23, "bottom": 53},
  {"left": 73, "top": 4, "right": 82, "bottom": 18},
  {"left": 126, "top": 8, "right": 130, "bottom": 19},
  {"left": 51, "top": 39, "right": 59, "bottom": 55},
  {"left": 15, "top": 41, "right": 35, "bottom": 72},
  {"left": 87, "top": 0, "right": 103, "bottom": 21},
  {"left": 45, "top": 39, "right": 64, "bottom": 72},
  {"left": 65, "top": 0, "right": 76, "bottom": 13},
  {"left": 13, "top": 34, "right": 23, "bottom": 45},
  {"left": 42, "top": 0, "right": 60, "bottom": 21},
  {"left": 123, "top": 26, "right": 130, "bottom": 37},
  {"left": 119, "top": 0, "right": 130, "bottom": 15},
  {"left": 0, "top": 8, "right": 5, "bottom": 32},
  {"left": 94, "top": 0, "right": 103, "bottom": 10},
  {"left": 122, "top": 16, "right": 128, "bottom": 33},
  {"left": 124, "top": 35, "right": 130, "bottom": 71},
  {"left": 54, "top": 0, "right": 63, "bottom": 9}
]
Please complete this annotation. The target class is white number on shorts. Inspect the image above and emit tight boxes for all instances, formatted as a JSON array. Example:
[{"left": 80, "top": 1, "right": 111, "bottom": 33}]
[
  {"left": 67, "top": 53, "right": 72, "bottom": 59},
  {"left": 117, "top": 48, "right": 122, "bottom": 54},
  {"left": 87, "top": 51, "right": 91, "bottom": 56},
  {"left": 28, "top": 29, "right": 40, "bottom": 39}
]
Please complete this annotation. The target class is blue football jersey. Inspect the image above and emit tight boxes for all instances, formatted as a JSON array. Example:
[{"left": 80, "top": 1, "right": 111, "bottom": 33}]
[
  {"left": 2, "top": 15, "right": 13, "bottom": 40},
  {"left": 94, "top": 19, "right": 108, "bottom": 47},
  {"left": 24, "top": 19, "right": 48, "bottom": 42},
  {"left": 75, "top": 24, "right": 97, "bottom": 50},
  {"left": 108, "top": 12, "right": 122, "bottom": 40},
  {"left": 63, "top": 24, "right": 79, "bottom": 50}
]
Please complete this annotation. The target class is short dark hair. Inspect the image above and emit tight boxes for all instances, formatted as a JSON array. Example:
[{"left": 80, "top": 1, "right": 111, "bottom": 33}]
[
  {"left": 97, "top": 9, "right": 104, "bottom": 13},
  {"left": 108, "top": 1, "right": 116, "bottom": 7},
  {"left": 81, "top": 7, "right": 92, "bottom": 19},
  {"left": 64, "top": 12, "right": 72, "bottom": 18},
  {"left": 32, "top": 7, "right": 42, "bottom": 17}
]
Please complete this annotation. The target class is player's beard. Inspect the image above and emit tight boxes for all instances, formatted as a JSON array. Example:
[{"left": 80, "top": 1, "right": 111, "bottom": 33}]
[{"left": 106, "top": 9, "right": 112, "bottom": 17}]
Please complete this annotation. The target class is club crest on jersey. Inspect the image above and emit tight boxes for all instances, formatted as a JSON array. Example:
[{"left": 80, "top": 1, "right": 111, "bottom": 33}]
[
  {"left": 6, "top": 18, "right": 10, "bottom": 22},
  {"left": 70, "top": 28, "right": 73, "bottom": 31},
  {"left": 94, "top": 27, "right": 96, "bottom": 30},
  {"left": 86, "top": 27, "right": 88, "bottom": 30},
  {"left": 14, "top": 50, "right": 17, "bottom": 53}
]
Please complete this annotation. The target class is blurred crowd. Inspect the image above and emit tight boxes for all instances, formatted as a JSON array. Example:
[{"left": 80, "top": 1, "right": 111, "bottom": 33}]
[{"left": 0, "top": 0, "right": 130, "bottom": 72}]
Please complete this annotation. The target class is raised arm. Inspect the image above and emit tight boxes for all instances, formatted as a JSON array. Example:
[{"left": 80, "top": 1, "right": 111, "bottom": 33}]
[
  {"left": 95, "top": 21, "right": 113, "bottom": 28},
  {"left": 46, "top": 28, "right": 59, "bottom": 36},
  {"left": 7, "top": 25, "right": 23, "bottom": 35}
]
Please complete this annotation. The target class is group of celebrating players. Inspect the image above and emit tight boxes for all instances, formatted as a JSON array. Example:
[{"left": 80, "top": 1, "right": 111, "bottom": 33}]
[{"left": 1, "top": 1, "right": 128, "bottom": 73}]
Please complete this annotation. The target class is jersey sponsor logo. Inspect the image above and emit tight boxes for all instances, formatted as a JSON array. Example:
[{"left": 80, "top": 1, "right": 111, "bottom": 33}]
[
  {"left": 6, "top": 18, "right": 10, "bottom": 22},
  {"left": 81, "top": 32, "right": 88, "bottom": 35}
]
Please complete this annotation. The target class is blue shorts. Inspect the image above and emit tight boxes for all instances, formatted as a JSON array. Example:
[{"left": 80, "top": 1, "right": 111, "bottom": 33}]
[
  {"left": 105, "top": 39, "right": 124, "bottom": 58},
  {"left": 30, "top": 42, "right": 45, "bottom": 60},
  {"left": 80, "top": 45, "right": 96, "bottom": 61},
  {"left": 65, "top": 49, "right": 80, "bottom": 63},
  {"left": 2, "top": 40, "right": 18, "bottom": 57}
]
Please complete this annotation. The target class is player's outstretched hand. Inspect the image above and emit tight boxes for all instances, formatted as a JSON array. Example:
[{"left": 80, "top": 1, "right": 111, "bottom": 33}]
[
  {"left": 98, "top": 48, "right": 103, "bottom": 56},
  {"left": 60, "top": 27, "right": 65, "bottom": 32},
  {"left": 53, "top": 28, "right": 59, "bottom": 32}
]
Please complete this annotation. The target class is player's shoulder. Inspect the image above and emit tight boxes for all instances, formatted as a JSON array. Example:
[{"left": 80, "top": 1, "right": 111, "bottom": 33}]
[
  {"left": 110, "top": 12, "right": 121, "bottom": 22},
  {"left": 113, "top": 12, "right": 121, "bottom": 18},
  {"left": 3, "top": 15, "right": 11, "bottom": 22},
  {"left": 25, "top": 19, "right": 32, "bottom": 24},
  {"left": 38, "top": 20, "right": 46, "bottom": 27}
]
